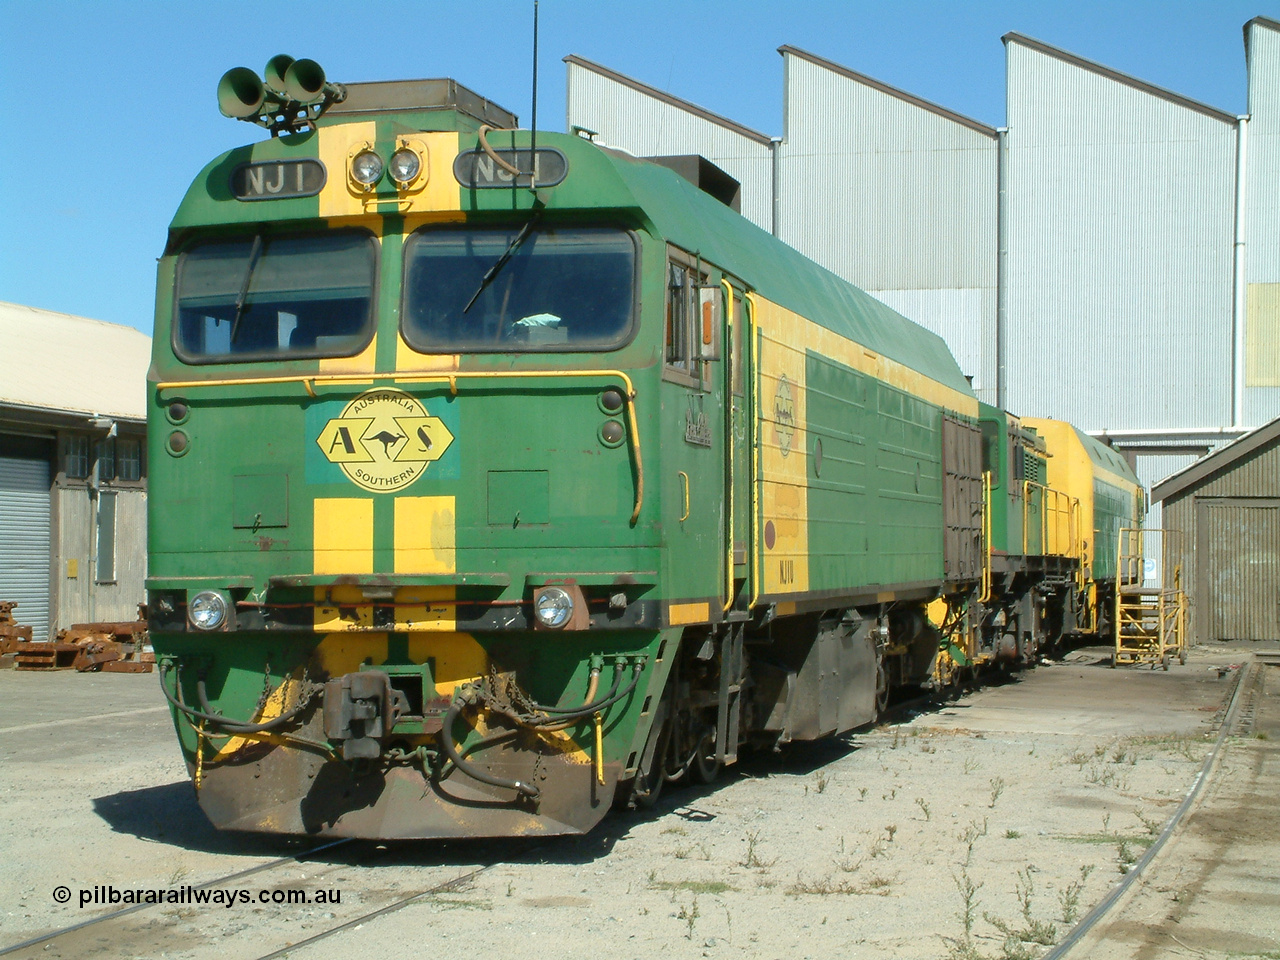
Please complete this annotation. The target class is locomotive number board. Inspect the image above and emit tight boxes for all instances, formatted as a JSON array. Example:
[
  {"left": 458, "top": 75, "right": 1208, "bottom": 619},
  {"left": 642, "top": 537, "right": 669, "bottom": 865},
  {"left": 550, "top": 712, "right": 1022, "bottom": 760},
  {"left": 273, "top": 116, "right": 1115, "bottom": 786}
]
[
  {"left": 230, "top": 160, "right": 327, "bottom": 201},
  {"left": 453, "top": 148, "right": 568, "bottom": 189}
]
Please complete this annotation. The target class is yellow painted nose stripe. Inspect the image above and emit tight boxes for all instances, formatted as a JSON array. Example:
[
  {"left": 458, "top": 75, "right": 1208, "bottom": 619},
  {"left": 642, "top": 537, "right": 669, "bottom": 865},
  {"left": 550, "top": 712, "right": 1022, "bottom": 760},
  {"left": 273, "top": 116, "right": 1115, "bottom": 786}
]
[{"left": 313, "top": 497, "right": 373, "bottom": 574}]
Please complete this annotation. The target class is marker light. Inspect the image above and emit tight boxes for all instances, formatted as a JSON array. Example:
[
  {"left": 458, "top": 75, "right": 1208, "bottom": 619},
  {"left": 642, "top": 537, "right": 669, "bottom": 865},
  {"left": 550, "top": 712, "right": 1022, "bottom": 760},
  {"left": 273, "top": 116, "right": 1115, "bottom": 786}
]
[
  {"left": 351, "top": 150, "right": 384, "bottom": 185},
  {"left": 189, "top": 591, "right": 228, "bottom": 631},
  {"left": 389, "top": 148, "right": 421, "bottom": 185},
  {"left": 534, "top": 587, "right": 574, "bottom": 629}
]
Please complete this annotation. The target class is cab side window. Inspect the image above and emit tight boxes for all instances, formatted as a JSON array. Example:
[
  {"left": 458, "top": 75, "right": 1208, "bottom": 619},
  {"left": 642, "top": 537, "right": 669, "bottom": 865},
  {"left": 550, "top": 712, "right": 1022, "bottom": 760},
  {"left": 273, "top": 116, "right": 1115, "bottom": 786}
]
[{"left": 664, "top": 252, "right": 708, "bottom": 388}]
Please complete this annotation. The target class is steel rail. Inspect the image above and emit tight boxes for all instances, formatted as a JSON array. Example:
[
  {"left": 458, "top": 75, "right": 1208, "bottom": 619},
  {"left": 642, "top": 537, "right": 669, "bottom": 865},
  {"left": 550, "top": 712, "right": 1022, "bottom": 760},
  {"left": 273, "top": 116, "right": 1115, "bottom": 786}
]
[
  {"left": 0, "top": 838, "right": 355, "bottom": 957},
  {"left": 1041, "top": 656, "right": 1257, "bottom": 960},
  {"left": 251, "top": 863, "right": 496, "bottom": 960}
]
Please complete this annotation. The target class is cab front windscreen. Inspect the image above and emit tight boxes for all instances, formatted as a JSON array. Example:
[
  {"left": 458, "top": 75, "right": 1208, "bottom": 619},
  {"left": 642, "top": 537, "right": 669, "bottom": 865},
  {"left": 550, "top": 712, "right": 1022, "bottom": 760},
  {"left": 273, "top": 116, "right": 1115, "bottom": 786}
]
[
  {"left": 173, "top": 231, "right": 376, "bottom": 362},
  {"left": 400, "top": 225, "right": 636, "bottom": 353}
]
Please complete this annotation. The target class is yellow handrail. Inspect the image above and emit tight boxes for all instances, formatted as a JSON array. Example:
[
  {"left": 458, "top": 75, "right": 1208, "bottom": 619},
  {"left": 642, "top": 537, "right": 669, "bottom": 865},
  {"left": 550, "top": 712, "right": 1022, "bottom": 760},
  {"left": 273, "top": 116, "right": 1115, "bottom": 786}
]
[
  {"left": 156, "top": 368, "right": 645, "bottom": 524},
  {"left": 1022, "top": 479, "right": 1077, "bottom": 558},
  {"left": 722, "top": 278, "right": 735, "bottom": 615},
  {"left": 748, "top": 295, "right": 762, "bottom": 610},
  {"left": 979, "top": 471, "right": 993, "bottom": 603}
]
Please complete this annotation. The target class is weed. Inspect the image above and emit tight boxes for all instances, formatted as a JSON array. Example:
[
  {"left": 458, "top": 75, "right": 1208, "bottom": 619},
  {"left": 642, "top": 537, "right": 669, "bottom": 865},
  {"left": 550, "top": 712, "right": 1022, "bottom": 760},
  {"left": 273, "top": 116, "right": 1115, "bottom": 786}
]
[
  {"left": 741, "top": 830, "right": 776, "bottom": 869},
  {"left": 1257, "top": 731, "right": 1270, "bottom": 741},
  {"left": 953, "top": 867, "right": 983, "bottom": 940},
  {"left": 916, "top": 797, "right": 932, "bottom": 821},
  {"left": 651, "top": 879, "right": 734, "bottom": 895},
  {"left": 1068, "top": 749, "right": 1091, "bottom": 768},
  {"left": 959, "top": 818, "right": 988, "bottom": 867},
  {"left": 1116, "top": 838, "right": 1137, "bottom": 871},
  {"left": 1135, "top": 809, "right": 1162, "bottom": 836},
  {"left": 167, "top": 866, "right": 189, "bottom": 886},
  {"left": 506, "top": 880, "right": 514, "bottom": 897},
  {"left": 989, "top": 776, "right": 1006, "bottom": 809},
  {"left": 786, "top": 872, "right": 893, "bottom": 896},
  {"left": 1015, "top": 866, "right": 1035, "bottom": 923},
  {"left": 1005, "top": 829, "right": 1021, "bottom": 840},
  {"left": 1059, "top": 864, "right": 1095, "bottom": 923},
  {"left": 868, "top": 836, "right": 888, "bottom": 859},
  {"left": 815, "top": 770, "right": 829, "bottom": 794},
  {"left": 786, "top": 874, "right": 855, "bottom": 895},
  {"left": 661, "top": 825, "right": 689, "bottom": 836},
  {"left": 882, "top": 788, "right": 897, "bottom": 800},
  {"left": 963, "top": 756, "right": 981, "bottom": 775},
  {"left": 891, "top": 728, "right": 902, "bottom": 749},
  {"left": 859, "top": 787, "right": 869, "bottom": 801},
  {"left": 677, "top": 898, "right": 700, "bottom": 940}
]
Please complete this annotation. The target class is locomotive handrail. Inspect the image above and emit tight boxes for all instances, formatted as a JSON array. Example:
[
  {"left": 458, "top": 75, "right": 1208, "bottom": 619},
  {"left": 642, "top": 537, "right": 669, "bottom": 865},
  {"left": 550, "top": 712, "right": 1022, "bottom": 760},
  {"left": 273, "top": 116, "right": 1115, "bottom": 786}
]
[
  {"left": 979, "top": 471, "right": 993, "bottom": 603},
  {"left": 747, "top": 294, "right": 762, "bottom": 610},
  {"left": 1021, "top": 479, "right": 1078, "bottom": 559},
  {"left": 155, "top": 368, "right": 645, "bottom": 524},
  {"left": 722, "top": 277, "right": 735, "bottom": 615}
]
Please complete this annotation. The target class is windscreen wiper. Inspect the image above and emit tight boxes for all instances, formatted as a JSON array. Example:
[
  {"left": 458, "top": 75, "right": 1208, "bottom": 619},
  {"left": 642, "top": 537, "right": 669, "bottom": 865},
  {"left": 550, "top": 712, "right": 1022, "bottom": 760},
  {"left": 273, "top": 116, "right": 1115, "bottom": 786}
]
[
  {"left": 230, "top": 234, "right": 264, "bottom": 344},
  {"left": 462, "top": 211, "right": 543, "bottom": 314}
]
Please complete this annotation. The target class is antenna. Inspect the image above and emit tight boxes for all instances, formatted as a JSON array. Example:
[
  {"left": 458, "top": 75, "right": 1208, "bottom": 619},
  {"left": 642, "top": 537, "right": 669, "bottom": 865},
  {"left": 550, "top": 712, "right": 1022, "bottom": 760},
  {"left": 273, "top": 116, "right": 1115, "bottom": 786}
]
[{"left": 530, "top": 0, "right": 539, "bottom": 190}]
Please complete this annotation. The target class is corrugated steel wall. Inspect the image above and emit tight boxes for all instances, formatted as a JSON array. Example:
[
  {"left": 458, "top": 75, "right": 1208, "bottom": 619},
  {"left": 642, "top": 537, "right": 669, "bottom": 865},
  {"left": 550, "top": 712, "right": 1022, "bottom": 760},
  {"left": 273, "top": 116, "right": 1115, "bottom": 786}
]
[
  {"left": 565, "top": 60, "right": 775, "bottom": 230},
  {"left": 1245, "top": 19, "right": 1280, "bottom": 424},
  {"left": 1161, "top": 439, "right": 1280, "bottom": 641},
  {"left": 777, "top": 51, "right": 999, "bottom": 400},
  {"left": 1004, "top": 39, "right": 1238, "bottom": 431},
  {"left": 1200, "top": 500, "right": 1279, "bottom": 640},
  {"left": 55, "top": 486, "right": 147, "bottom": 627}
]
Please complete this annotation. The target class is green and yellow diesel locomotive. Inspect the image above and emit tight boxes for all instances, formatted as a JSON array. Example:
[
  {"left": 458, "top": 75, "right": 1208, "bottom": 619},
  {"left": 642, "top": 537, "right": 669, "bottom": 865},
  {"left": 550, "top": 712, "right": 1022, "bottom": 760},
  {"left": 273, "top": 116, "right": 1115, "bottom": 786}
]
[{"left": 147, "top": 61, "right": 1143, "bottom": 838}]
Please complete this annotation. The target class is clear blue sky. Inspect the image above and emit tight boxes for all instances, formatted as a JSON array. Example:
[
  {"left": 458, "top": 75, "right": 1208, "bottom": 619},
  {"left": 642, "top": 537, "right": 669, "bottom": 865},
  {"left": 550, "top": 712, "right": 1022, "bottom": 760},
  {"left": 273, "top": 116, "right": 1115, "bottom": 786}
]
[{"left": 1, "top": 1, "right": 1274, "bottom": 335}]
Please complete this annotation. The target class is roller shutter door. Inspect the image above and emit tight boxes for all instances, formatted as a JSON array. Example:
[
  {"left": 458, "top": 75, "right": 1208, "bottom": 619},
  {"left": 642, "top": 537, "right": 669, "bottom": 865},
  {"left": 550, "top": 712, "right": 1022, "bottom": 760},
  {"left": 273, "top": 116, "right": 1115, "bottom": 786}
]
[{"left": 0, "top": 456, "right": 51, "bottom": 641}]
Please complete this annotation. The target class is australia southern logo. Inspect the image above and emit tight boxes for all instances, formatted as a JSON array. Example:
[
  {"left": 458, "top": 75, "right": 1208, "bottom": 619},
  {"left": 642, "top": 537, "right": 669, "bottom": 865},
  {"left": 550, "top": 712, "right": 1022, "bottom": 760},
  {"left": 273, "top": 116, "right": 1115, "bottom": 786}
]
[{"left": 317, "top": 388, "right": 453, "bottom": 492}]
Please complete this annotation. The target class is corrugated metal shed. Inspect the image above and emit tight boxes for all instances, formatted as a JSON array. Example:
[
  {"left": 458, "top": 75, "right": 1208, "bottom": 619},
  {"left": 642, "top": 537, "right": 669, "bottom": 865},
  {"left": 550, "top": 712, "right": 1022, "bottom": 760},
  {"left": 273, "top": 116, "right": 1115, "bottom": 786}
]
[
  {"left": 0, "top": 302, "right": 150, "bottom": 423},
  {"left": 1244, "top": 17, "right": 1280, "bottom": 425},
  {"left": 564, "top": 55, "right": 775, "bottom": 230},
  {"left": 1003, "top": 34, "right": 1238, "bottom": 432},
  {"left": 776, "top": 46, "right": 999, "bottom": 401},
  {"left": 1153, "top": 416, "right": 1280, "bottom": 642}
]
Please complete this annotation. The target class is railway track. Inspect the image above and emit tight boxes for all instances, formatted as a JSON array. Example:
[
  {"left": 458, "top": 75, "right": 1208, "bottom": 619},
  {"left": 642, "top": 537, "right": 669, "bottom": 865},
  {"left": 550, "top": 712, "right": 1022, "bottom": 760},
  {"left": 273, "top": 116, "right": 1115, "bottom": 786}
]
[
  {"left": 1042, "top": 653, "right": 1264, "bottom": 959},
  {"left": 0, "top": 836, "right": 518, "bottom": 960}
]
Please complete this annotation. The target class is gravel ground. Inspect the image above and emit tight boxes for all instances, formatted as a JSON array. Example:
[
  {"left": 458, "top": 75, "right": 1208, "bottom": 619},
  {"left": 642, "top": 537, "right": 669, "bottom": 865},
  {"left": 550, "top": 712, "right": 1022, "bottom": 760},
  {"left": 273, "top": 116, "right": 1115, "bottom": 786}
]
[{"left": 0, "top": 643, "right": 1273, "bottom": 960}]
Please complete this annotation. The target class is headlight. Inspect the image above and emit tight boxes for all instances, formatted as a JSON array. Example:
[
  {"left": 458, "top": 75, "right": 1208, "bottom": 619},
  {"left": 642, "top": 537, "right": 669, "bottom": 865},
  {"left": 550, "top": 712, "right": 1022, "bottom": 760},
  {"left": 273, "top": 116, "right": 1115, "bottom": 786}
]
[
  {"left": 389, "top": 148, "right": 421, "bottom": 184},
  {"left": 534, "top": 587, "right": 574, "bottom": 629},
  {"left": 189, "top": 591, "right": 228, "bottom": 631},
  {"left": 351, "top": 150, "right": 384, "bottom": 185}
]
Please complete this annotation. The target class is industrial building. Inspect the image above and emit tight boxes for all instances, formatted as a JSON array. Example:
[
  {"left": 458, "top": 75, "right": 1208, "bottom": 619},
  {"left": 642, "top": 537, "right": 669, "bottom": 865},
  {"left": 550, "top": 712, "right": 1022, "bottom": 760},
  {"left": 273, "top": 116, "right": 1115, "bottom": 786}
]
[
  {"left": 1154, "top": 416, "right": 1280, "bottom": 643},
  {"left": 565, "top": 16, "right": 1280, "bottom": 543},
  {"left": 0, "top": 302, "right": 150, "bottom": 641}
]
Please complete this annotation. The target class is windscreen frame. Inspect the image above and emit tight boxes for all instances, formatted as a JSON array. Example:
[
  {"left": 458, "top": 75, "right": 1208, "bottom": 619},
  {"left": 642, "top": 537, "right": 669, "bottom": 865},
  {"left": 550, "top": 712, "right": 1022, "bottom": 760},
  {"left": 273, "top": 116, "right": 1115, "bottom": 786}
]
[
  {"left": 398, "top": 222, "right": 641, "bottom": 355},
  {"left": 170, "top": 227, "right": 379, "bottom": 366}
]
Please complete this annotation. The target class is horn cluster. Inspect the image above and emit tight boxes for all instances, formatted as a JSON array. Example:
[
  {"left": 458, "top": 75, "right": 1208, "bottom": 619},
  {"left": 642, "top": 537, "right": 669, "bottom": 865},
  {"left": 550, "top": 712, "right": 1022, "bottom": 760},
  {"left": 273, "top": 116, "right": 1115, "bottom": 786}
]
[{"left": 217, "top": 55, "right": 346, "bottom": 135}]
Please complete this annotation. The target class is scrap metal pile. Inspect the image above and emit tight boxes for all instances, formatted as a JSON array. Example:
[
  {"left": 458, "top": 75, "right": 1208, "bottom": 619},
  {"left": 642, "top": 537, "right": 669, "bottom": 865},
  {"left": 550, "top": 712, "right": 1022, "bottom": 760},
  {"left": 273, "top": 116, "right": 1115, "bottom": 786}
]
[{"left": 0, "top": 602, "right": 153, "bottom": 672}]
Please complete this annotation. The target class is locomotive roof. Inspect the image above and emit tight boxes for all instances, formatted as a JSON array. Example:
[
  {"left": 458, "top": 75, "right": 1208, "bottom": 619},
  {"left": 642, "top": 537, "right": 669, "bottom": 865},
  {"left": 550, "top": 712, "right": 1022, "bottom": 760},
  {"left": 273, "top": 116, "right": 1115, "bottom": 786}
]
[{"left": 604, "top": 148, "right": 975, "bottom": 399}]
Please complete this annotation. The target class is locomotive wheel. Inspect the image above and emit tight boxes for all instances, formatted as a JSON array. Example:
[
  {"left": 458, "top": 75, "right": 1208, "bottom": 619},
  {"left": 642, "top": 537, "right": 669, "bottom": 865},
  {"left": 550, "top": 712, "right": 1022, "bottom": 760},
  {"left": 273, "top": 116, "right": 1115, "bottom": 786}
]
[
  {"left": 875, "top": 658, "right": 890, "bottom": 714},
  {"left": 689, "top": 729, "right": 721, "bottom": 785}
]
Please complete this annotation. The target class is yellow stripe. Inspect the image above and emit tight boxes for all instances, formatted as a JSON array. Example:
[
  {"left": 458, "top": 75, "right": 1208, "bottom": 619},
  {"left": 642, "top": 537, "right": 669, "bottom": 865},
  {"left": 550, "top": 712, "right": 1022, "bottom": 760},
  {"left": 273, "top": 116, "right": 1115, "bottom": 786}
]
[
  {"left": 313, "top": 498, "right": 373, "bottom": 574},
  {"left": 749, "top": 294, "right": 980, "bottom": 417},
  {"left": 317, "top": 121, "right": 378, "bottom": 220},
  {"left": 417, "top": 132, "right": 463, "bottom": 212},
  {"left": 394, "top": 496, "right": 456, "bottom": 574},
  {"left": 669, "top": 601, "right": 710, "bottom": 625}
]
